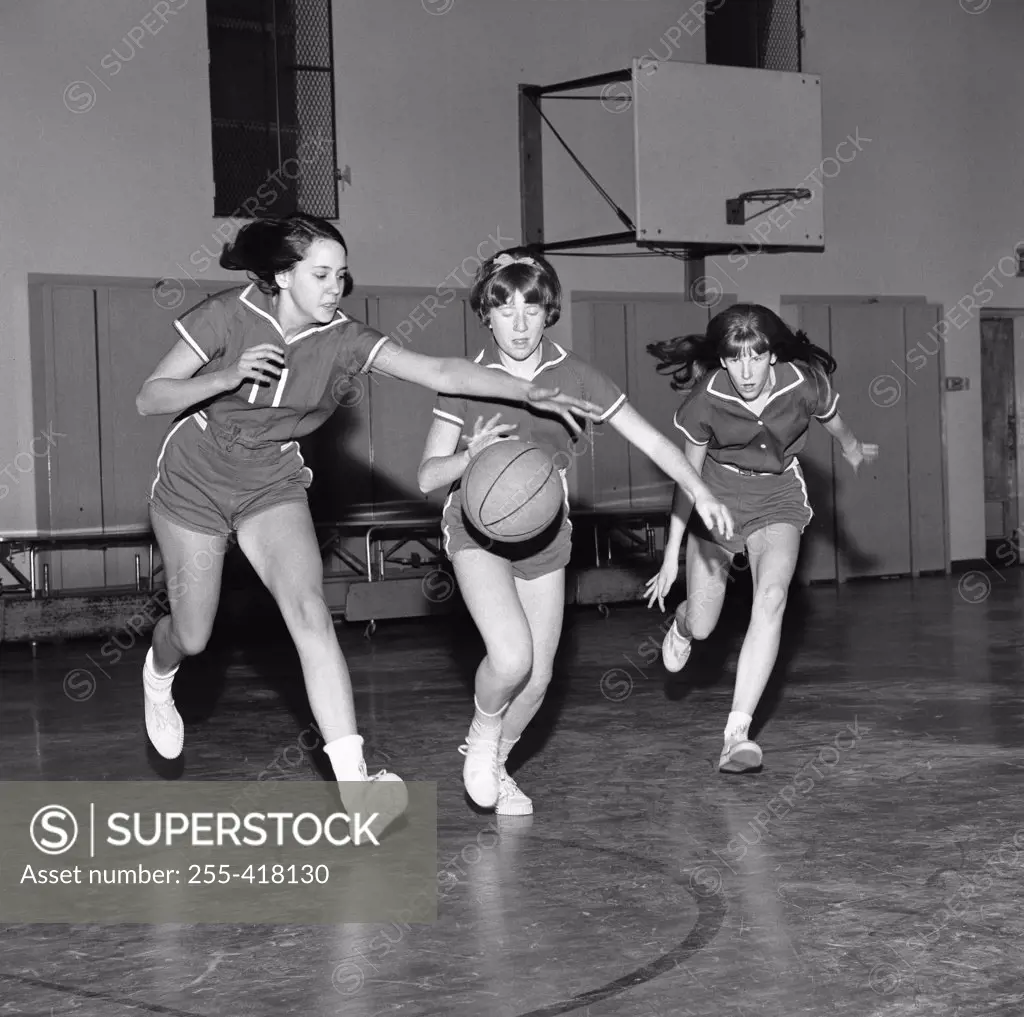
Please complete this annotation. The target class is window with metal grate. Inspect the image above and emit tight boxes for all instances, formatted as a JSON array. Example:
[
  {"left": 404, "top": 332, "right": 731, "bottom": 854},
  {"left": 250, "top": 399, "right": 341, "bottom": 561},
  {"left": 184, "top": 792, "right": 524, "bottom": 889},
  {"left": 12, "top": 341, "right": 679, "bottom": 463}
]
[
  {"left": 705, "top": 0, "right": 802, "bottom": 73},
  {"left": 207, "top": 0, "right": 339, "bottom": 220}
]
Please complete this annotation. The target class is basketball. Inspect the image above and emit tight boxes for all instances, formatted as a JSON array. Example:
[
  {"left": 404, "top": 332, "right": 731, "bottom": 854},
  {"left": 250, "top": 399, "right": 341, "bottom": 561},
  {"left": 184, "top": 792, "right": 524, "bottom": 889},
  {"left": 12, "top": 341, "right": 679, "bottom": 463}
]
[{"left": 461, "top": 440, "right": 563, "bottom": 543}]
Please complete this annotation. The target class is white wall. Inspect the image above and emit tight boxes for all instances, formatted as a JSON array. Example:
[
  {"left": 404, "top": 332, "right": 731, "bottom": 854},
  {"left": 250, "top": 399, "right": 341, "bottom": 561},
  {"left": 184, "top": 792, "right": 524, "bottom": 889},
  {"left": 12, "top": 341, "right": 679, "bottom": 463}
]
[
  {"left": 701, "top": 0, "right": 1024, "bottom": 560},
  {"left": 0, "top": 0, "right": 703, "bottom": 538},
  {"left": 326, "top": 0, "right": 709, "bottom": 336},
  {"left": 0, "top": 0, "right": 222, "bottom": 535},
  {"left": 2, "top": 0, "right": 1022, "bottom": 560}
]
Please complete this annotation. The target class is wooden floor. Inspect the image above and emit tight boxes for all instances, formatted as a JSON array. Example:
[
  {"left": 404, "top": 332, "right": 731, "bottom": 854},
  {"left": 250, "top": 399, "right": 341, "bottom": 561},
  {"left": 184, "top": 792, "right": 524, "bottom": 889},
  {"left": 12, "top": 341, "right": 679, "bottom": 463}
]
[{"left": 2, "top": 568, "right": 1023, "bottom": 1016}]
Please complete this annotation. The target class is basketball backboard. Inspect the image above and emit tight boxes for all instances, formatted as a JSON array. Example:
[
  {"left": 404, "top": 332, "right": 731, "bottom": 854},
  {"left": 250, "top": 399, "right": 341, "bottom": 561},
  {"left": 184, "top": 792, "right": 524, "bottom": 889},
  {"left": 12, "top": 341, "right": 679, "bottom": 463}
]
[
  {"left": 519, "top": 59, "right": 825, "bottom": 258},
  {"left": 633, "top": 59, "right": 823, "bottom": 250}
]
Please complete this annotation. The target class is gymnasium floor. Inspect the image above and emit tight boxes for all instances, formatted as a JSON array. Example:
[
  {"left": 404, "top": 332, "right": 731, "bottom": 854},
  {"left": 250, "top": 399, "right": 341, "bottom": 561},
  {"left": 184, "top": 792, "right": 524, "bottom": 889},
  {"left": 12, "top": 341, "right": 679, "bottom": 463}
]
[{"left": 1, "top": 568, "right": 1022, "bottom": 1017}]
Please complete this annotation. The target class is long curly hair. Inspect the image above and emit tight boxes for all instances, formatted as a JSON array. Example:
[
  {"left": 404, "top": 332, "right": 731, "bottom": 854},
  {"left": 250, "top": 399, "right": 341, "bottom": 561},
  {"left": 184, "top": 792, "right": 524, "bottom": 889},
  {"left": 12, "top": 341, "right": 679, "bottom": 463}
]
[{"left": 647, "top": 303, "right": 836, "bottom": 391}]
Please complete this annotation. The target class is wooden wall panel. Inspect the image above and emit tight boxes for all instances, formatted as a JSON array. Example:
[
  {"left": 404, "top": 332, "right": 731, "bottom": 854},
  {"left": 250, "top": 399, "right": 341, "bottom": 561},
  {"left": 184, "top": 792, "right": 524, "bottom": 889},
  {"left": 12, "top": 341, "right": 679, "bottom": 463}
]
[
  {"left": 904, "top": 303, "right": 948, "bottom": 573},
  {"left": 304, "top": 295, "right": 374, "bottom": 521},
  {"left": 28, "top": 282, "right": 52, "bottom": 536},
  {"left": 48, "top": 287, "right": 104, "bottom": 588},
  {"left": 586, "top": 304, "right": 631, "bottom": 510},
  {"left": 565, "top": 301, "right": 595, "bottom": 508},
  {"left": 829, "top": 305, "right": 912, "bottom": 579},
  {"left": 369, "top": 296, "right": 468, "bottom": 513},
  {"left": 26, "top": 277, "right": 949, "bottom": 596},
  {"left": 788, "top": 303, "right": 838, "bottom": 584},
  {"left": 98, "top": 287, "right": 187, "bottom": 584},
  {"left": 627, "top": 300, "right": 709, "bottom": 509}
]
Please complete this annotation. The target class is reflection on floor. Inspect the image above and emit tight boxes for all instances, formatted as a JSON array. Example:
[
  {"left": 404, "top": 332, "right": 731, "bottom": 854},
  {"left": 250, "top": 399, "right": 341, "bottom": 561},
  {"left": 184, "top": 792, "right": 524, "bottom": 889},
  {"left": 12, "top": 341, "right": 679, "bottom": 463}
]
[{"left": 2, "top": 570, "right": 1023, "bottom": 1016}]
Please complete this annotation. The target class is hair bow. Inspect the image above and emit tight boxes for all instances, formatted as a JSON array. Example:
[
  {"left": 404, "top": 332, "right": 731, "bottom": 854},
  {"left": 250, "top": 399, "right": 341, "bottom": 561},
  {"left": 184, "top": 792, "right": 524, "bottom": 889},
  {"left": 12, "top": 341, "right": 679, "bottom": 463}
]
[{"left": 493, "top": 252, "right": 537, "bottom": 269}]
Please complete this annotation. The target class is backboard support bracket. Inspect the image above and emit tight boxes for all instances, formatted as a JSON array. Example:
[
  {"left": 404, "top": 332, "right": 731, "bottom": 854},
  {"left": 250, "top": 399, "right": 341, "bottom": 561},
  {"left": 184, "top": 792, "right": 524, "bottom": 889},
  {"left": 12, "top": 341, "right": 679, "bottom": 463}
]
[
  {"left": 519, "top": 73, "right": 639, "bottom": 257},
  {"left": 518, "top": 62, "right": 824, "bottom": 306},
  {"left": 518, "top": 72, "right": 811, "bottom": 259},
  {"left": 518, "top": 72, "right": 710, "bottom": 295}
]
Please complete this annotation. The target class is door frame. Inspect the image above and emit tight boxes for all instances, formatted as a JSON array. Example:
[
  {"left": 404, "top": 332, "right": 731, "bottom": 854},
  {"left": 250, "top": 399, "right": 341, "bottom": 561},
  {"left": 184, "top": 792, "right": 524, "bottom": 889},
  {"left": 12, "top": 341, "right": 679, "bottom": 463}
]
[{"left": 980, "top": 308, "right": 1024, "bottom": 555}]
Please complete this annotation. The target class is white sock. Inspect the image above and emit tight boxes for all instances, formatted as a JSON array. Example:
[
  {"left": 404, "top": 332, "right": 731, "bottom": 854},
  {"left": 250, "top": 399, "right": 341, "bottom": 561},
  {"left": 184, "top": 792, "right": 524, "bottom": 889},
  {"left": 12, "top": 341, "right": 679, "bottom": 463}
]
[
  {"left": 498, "top": 736, "right": 519, "bottom": 766},
  {"left": 323, "top": 733, "right": 367, "bottom": 782},
  {"left": 472, "top": 696, "right": 507, "bottom": 729},
  {"left": 143, "top": 647, "right": 178, "bottom": 699},
  {"left": 724, "top": 711, "right": 752, "bottom": 743}
]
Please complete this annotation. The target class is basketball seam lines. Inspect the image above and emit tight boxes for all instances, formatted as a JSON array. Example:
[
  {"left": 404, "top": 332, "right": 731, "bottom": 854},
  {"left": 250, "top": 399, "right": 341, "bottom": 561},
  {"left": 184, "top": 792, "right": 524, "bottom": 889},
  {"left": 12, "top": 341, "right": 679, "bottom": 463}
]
[
  {"left": 488, "top": 464, "right": 554, "bottom": 527},
  {"left": 475, "top": 448, "right": 556, "bottom": 533}
]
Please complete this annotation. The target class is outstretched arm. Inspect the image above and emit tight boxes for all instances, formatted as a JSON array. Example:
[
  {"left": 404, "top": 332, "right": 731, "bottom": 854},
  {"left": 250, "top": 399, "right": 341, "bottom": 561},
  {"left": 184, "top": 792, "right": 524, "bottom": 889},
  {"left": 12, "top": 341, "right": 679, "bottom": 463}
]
[
  {"left": 665, "top": 441, "right": 708, "bottom": 557},
  {"left": 607, "top": 403, "right": 733, "bottom": 539},
  {"left": 821, "top": 412, "right": 879, "bottom": 472},
  {"left": 368, "top": 342, "right": 603, "bottom": 434},
  {"left": 643, "top": 438, "right": 709, "bottom": 613}
]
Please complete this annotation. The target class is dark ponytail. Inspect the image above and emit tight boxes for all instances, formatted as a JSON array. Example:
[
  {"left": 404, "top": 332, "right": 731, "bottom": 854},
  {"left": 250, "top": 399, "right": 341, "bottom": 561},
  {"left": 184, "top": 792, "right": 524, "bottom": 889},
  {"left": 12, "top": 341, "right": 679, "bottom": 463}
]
[
  {"left": 219, "top": 213, "right": 352, "bottom": 296},
  {"left": 647, "top": 333, "right": 719, "bottom": 391},
  {"left": 648, "top": 303, "right": 836, "bottom": 391}
]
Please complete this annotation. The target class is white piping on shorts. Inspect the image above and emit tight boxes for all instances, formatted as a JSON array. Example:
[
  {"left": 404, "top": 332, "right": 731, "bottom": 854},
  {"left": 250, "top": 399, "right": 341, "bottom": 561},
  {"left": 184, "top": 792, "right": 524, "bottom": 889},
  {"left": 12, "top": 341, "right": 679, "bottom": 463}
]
[
  {"left": 789, "top": 458, "right": 813, "bottom": 529},
  {"left": 559, "top": 468, "right": 572, "bottom": 534},
  {"left": 149, "top": 417, "right": 192, "bottom": 499},
  {"left": 441, "top": 490, "right": 454, "bottom": 556},
  {"left": 282, "top": 440, "right": 313, "bottom": 485}
]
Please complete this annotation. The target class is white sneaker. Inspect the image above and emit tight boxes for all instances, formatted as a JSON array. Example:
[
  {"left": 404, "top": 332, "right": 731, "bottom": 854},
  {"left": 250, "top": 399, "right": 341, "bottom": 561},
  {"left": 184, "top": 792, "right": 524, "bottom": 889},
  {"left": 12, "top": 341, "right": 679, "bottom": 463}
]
[
  {"left": 458, "top": 719, "right": 502, "bottom": 808},
  {"left": 719, "top": 739, "right": 763, "bottom": 774},
  {"left": 495, "top": 767, "right": 533, "bottom": 816},
  {"left": 143, "top": 654, "right": 184, "bottom": 759},
  {"left": 340, "top": 763, "right": 409, "bottom": 844},
  {"left": 662, "top": 613, "right": 693, "bottom": 673}
]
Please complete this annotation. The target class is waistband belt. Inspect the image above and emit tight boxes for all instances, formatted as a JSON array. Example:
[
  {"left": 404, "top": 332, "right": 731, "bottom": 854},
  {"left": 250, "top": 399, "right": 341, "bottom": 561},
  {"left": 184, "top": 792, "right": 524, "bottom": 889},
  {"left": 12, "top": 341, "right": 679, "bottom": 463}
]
[{"left": 716, "top": 460, "right": 791, "bottom": 477}]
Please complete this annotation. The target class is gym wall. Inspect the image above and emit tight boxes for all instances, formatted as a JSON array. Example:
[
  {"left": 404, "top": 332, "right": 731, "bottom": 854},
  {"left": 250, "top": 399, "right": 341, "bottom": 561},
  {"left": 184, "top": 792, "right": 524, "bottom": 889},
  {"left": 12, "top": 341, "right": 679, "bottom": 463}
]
[
  {"left": 2, "top": 0, "right": 1024, "bottom": 568},
  {"left": 0, "top": 0, "right": 705, "bottom": 549}
]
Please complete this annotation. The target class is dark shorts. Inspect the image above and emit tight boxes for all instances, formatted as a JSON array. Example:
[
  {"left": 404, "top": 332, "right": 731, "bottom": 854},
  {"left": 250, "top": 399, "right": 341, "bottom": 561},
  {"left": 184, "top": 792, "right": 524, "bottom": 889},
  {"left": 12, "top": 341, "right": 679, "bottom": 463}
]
[
  {"left": 148, "top": 415, "right": 313, "bottom": 537},
  {"left": 688, "top": 456, "right": 812, "bottom": 556},
  {"left": 441, "top": 480, "right": 572, "bottom": 582}
]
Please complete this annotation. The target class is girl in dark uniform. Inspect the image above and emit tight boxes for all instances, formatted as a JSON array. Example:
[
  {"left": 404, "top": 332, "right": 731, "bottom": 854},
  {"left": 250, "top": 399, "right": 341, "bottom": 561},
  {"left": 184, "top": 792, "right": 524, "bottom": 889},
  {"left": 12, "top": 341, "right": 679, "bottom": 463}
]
[
  {"left": 419, "top": 250, "right": 734, "bottom": 815},
  {"left": 645, "top": 304, "right": 878, "bottom": 774},
  {"left": 137, "top": 216, "right": 603, "bottom": 835}
]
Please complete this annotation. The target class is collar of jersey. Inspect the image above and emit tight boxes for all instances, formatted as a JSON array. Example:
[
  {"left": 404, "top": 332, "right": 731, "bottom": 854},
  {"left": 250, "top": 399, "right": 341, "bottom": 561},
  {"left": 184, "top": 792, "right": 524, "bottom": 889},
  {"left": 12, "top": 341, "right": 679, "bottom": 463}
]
[
  {"left": 472, "top": 336, "right": 568, "bottom": 381},
  {"left": 238, "top": 283, "right": 351, "bottom": 345},
  {"left": 707, "top": 361, "right": 804, "bottom": 414}
]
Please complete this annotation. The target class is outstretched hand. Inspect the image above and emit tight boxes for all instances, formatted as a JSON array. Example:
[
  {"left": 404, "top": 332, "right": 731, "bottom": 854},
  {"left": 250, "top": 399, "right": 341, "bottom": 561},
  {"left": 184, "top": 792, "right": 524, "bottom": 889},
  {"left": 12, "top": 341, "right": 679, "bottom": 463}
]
[
  {"left": 843, "top": 441, "right": 879, "bottom": 473},
  {"left": 526, "top": 386, "right": 604, "bottom": 436},
  {"left": 694, "top": 493, "right": 735, "bottom": 541},
  {"left": 644, "top": 558, "right": 678, "bottom": 613}
]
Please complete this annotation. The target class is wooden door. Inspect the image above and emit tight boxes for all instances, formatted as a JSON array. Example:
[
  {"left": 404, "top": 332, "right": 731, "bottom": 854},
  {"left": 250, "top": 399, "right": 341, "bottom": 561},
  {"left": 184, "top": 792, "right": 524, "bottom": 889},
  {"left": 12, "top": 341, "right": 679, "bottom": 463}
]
[{"left": 980, "top": 317, "right": 1017, "bottom": 542}]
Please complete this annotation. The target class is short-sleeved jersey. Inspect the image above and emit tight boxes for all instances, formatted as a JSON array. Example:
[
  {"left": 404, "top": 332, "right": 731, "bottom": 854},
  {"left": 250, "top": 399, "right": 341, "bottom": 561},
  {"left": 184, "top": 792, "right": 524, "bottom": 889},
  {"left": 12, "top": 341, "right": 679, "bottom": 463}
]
[
  {"left": 674, "top": 361, "right": 839, "bottom": 474},
  {"left": 173, "top": 284, "right": 389, "bottom": 446},
  {"left": 432, "top": 337, "right": 626, "bottom": 466}
]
